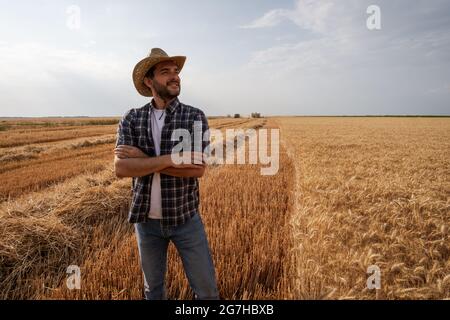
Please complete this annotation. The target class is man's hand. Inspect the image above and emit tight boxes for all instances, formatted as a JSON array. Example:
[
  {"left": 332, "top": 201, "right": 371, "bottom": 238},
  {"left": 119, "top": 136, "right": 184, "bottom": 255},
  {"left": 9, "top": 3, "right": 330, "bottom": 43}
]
[
  {"left": 114, "top": 145, "right": 148, "bottom": 159},
  {"left": 163, "top": 151, "right": 206, "bottom": 177},
  {"left": 171, "top": 151, "right": 207, "bottom": 168}
]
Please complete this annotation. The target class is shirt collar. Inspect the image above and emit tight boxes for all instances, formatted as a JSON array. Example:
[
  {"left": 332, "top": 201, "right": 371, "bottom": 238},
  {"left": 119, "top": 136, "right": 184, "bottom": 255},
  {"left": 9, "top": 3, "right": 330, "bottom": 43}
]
[{"left": 149, "top": 97, "right": 180, "bottom": 114}]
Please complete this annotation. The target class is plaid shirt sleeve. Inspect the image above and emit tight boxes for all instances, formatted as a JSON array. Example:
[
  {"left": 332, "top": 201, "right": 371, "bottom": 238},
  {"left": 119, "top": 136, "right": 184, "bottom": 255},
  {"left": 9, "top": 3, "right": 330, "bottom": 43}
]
[
  {"left": 116, "top": 109, "right": 136, "bottom": 147},
  {"left": 115, "top": 109, "right": 137, "bottom": 191},
  {"left": 193, "top": 110, "right": 210, "bottom": 158}
]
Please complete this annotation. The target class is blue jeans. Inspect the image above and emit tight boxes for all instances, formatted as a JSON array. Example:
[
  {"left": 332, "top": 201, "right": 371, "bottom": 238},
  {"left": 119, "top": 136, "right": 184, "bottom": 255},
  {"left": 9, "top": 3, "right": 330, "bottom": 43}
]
[{"left": 134, "top": 212, "right": 219, "bottom": 300}]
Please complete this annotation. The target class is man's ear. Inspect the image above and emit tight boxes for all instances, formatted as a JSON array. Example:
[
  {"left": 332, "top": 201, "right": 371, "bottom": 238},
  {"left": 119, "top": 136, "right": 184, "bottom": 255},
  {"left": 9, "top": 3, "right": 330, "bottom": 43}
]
[{"left": 143, "top": 77, "right": 153, "bottom": 90}]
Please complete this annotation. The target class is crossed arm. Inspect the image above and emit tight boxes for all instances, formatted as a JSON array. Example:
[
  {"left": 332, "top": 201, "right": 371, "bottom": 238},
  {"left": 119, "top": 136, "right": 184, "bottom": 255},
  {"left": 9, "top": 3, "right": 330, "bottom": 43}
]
[{"left": 114, "top": 145, "right": 206, "bottom": 178}]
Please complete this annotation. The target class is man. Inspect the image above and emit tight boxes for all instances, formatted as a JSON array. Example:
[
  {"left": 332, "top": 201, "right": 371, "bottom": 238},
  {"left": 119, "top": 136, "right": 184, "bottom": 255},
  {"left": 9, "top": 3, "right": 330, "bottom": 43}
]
[{"left": 114, "top": 48, "right": 219, "bottom": 300}]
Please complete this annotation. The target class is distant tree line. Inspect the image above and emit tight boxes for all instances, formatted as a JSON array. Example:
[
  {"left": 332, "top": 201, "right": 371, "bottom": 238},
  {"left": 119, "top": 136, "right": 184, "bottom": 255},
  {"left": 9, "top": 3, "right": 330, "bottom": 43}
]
[{"left": 225, "top": 113, "right": 262, "bottom": 118}]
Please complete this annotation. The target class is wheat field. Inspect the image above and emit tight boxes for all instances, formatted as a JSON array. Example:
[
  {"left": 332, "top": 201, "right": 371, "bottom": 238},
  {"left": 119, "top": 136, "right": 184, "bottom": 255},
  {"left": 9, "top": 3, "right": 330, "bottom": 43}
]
[{"left": 0, "top": 116, "right": 448, "bottom": 299}]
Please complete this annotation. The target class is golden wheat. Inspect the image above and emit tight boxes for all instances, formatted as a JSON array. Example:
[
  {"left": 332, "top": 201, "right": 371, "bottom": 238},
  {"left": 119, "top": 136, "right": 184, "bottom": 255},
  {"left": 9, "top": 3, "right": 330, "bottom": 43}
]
[
  {"left": 275, "top": 116, "right": 449, "bottom": 299},
  {"left": 0, "top": 116, "right": 448, "bottom": 300}
]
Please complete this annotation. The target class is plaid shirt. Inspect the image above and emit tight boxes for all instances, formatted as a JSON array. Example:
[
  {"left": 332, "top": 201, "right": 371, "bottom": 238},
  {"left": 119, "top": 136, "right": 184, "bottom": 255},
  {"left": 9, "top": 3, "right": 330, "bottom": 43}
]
[{"left": 115, "top": 97, "right": 210, "bottom": 227}]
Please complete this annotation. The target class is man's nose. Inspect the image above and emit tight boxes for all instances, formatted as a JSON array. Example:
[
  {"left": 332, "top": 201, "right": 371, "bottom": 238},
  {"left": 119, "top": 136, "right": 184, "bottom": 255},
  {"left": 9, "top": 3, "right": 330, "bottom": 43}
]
[{"left": 170, "top": 73, "right": 180, "bottom": 82}]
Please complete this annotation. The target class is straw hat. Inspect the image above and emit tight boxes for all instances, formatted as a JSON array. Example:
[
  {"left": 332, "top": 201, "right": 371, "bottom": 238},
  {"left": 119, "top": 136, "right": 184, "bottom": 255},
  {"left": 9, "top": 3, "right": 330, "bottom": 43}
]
[{"left": 132, "top": 48, "right": 186, "bottom": 97}]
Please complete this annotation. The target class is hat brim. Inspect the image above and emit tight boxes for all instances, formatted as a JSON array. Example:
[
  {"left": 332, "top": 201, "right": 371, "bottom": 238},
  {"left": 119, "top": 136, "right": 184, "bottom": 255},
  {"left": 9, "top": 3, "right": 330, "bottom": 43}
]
[{"left": 132, "top": 55, "right": 186, "bottom": 97}]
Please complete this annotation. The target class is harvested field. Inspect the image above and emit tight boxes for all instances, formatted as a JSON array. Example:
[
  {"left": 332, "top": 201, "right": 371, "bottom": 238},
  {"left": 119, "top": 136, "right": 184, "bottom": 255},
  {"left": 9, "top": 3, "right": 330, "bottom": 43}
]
[{"left": 0, "top": 116, "right": 448, "bottom": 299}]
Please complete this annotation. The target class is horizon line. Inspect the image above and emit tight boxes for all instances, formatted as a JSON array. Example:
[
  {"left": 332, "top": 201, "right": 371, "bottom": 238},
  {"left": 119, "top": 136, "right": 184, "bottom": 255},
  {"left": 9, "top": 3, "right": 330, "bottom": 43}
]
[{"left": 1, "top": 114, "right": 450, "bottom": 119}]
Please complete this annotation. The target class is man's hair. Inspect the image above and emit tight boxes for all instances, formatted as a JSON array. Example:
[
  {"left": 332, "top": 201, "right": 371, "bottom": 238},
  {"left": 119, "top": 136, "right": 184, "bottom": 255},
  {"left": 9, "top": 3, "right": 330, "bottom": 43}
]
[{"left": 145, "top": 65, "right": 156, "bottom": 79}]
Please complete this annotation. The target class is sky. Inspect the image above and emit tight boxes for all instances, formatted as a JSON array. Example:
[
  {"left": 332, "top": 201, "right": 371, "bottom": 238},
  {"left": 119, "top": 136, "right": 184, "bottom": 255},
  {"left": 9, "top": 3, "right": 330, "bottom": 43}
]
[{"left": 0, "top": 0, "right": 449, "bottom": 117}]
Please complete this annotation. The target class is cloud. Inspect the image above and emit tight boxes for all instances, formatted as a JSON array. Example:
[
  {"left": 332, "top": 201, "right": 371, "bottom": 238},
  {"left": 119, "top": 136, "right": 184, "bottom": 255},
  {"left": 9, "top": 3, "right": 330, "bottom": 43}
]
[
  {"left": 239, "top": 9, "right": 290, "bottom": 29},
  {"left": 0, "top": 42, "right": 127, "bottom": 83},
  {"left": 243, "top": 0, "right": 450, "bottom": 72},
  {"left": 240, "top": 0, "right": 339, "bottom": 34},
  {"left": 1, "top": 1, "right": 449, "bottom": 116},
  {"left": 0, "top": 42, "right": 138, "bottom": 116},
  {"left": 285, "top": 0, "right": 336, "bottom": 34},
  {"left": 234, "top": 0, "right": 450, "bottom": 115},
  {"left": 425, "top": 83, "right": 450, "bottom": 95},
  {"left": 240, "top": 0, "right": 368, "bottom": 76}
]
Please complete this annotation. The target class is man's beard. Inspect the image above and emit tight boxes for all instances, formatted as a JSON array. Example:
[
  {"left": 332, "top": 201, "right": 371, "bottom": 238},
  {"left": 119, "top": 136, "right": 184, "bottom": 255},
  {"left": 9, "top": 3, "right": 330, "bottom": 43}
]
[{"left": 152, "top": 79, "right": 180, "bottom": 101}]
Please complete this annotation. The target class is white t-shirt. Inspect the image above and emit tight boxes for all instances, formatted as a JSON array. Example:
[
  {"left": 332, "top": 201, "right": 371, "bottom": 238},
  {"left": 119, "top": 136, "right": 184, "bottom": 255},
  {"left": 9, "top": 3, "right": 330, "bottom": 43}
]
[{"left": 148, "top": 108, "right": 166, "bottom": 219}]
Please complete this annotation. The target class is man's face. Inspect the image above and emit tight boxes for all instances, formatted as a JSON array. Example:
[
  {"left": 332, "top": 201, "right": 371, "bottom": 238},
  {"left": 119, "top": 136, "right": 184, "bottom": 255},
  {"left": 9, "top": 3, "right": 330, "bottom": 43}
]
[{"left": 145, "top": 60, "right": 181, "bottom": 100}]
